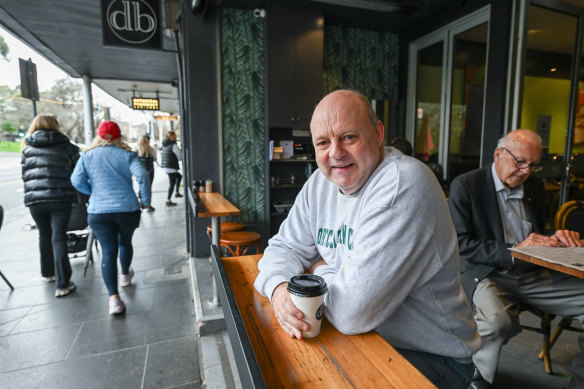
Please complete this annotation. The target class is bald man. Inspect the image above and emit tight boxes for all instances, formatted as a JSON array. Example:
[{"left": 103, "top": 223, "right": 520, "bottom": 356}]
[
  {"left": 449, "top": 129, "right": 584, "bottom": 388},
  {"left": 255, "top": 89, "right": 481, "bottom": 389}
]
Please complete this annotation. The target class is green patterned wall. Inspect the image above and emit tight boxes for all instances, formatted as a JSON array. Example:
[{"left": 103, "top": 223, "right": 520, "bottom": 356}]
[
  {"left": 324, "top": 25, "right": 399, "bottom": 101},
  {"left": 220, "top": 8, "right": 265, "bottom": 223}
]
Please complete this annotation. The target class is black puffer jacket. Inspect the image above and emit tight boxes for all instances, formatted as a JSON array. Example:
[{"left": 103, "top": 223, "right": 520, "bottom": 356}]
[
  {"left": 161, "top": 138, "right": 179, "bottom": 170},
  {"left": 21, "top": 129, "right": 80, "bottom": 206},
  {"left": 138, "top": 153, "right": 155, "bottom": 174}
]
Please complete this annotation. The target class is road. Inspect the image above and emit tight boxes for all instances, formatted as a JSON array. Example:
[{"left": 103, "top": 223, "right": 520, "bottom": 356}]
[{"left": 0, "top": 151, "right": 34, "bottom": 232}]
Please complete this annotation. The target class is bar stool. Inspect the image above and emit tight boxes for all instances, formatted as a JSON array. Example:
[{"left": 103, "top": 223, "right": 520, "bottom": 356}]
[
  {"left": 206, "top": 221, "right": 245, "bottom": 240},
  {"left": 220, "top": 231, "right": 262, "bottom": 257}
]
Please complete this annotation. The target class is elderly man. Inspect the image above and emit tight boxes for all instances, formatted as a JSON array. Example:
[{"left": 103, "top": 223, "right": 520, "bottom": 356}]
[
  {"left": 448, "top": 129, "right": 584, "bottom": 388},
  {"left": 255, "top": 89, "right": 480, "bottom": 389}
]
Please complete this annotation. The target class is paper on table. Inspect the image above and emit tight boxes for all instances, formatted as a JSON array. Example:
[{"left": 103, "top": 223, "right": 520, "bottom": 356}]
[{"left": 510, "top": 240, "right": 584, "bottom": 271}]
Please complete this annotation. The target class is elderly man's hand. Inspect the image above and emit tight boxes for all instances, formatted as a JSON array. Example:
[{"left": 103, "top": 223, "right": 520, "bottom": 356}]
[
  {"left": 516, "top": 231, "right": 581, "bottom": 248},
  {"left": 551, "top": 229, "right": 582, "bottom": 247},
  {"left": 271, "top": 283, "right": 308, "bottom": 339}
]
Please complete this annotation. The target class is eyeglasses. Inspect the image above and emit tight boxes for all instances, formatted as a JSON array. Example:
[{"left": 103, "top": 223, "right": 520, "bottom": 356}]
[{"left": 501, "top": 147, "right": 543, "bottom": 172}]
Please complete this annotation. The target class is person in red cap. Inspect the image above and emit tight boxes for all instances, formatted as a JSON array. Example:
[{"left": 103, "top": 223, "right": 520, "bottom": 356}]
[{"left": 71, "top": 121, "right": 152, "bottom": 315}]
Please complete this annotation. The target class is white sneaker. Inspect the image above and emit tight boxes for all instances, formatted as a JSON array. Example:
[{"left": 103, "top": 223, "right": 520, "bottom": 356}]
[
  {"left": 55, "top": 282, "right": 76, "bottom": 297},
  {"left": 43, "top": 276, "right": 56, "bottom": 282},
  {"left": 120, "top": 267, "right": 134, "bottom": 287},
  {"left": 109, "top": 297, "right": 126, "bottom": 315}
]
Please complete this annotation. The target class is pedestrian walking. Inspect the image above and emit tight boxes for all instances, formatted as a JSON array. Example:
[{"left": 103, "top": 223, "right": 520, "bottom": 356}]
[
  {"left": 71, "top": 121, "right": 152, "bottom": 315},
  {"left": 21, "top": 114, "right": 79, "bottom": 297},
  {"left": 160, "top": 131, "right": 183, "bottom": 206},
  {"left": 135, "top": 134, "right": 156, "bottom": 212}
]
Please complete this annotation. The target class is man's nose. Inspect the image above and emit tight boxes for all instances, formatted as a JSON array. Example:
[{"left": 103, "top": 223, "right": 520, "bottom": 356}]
[
  {"left": 329, "top": 140, "right": 345, "bottom": 159},
  {"left": 517, "top": 166, "right": 531, "bottom": 177}
]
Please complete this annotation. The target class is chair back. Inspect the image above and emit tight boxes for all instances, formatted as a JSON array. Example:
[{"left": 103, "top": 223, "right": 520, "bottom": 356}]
[
  {"left": 555, "top": 200, "right": 584, "bottom": 235},
  {"left": 570, "top": 154, "right": 584, "bottom": 178}
]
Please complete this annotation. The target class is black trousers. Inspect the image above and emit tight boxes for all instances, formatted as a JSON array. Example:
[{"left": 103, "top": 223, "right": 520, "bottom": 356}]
[
  {"left": 28, "top": 202, "right": 73, "bottom": 289},
  {"left": 167, "top": 172, "right": 182, "bottom": 200}
]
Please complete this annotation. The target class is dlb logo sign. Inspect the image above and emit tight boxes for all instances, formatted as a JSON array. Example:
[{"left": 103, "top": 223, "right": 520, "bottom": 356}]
[{"left": 101, "top": 0, "right": 161, "bottom": 49}]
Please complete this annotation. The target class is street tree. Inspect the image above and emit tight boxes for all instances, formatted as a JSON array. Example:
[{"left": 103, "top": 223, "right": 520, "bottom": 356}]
[{"left": 0, "top": 35, "right": 9, "bottom": 61}]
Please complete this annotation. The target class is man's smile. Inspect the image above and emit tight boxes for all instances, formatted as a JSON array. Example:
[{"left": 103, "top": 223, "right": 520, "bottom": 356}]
[{"left": 332, "top": 163, "right": 354, "bottom": 170}]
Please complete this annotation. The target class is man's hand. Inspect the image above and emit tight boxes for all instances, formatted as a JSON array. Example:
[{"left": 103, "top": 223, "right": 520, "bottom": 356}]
[
  {"left": 550, "top": 229, "right": 582, "bottom": 247},
  {"left": 271, "top": 283, "right": 308, "bottom": 339},
  {"left": 516, "top": 231, "right": 582, "bottom": 248}
]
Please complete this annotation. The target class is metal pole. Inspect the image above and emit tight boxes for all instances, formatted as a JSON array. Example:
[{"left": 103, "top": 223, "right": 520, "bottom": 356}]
[
  {"left": 208, "top": 216, "right": 221, "bottom": 307},
  {"left": 82, "top": 75, "right": 94, "bottom": 145},
  {"left": 103, "top": 106, "right": 111, "bottom": 121},
  {"left": 559, "top": 16, "right": 583, "bottom": 206},
  {"left": 27, "top": 59, "right": 37, "bottom": 117}
]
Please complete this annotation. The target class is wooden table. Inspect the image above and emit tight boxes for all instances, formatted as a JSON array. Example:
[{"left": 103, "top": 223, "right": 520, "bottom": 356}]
[
  {"left": 511, "top": 249, "right": 584, "bottom": 279},
  {"left": 189, "top": 190, "right": 240, "bottom": 305},
  {"left": 210, "top": 247, "right": 437, "bottom": 389}
]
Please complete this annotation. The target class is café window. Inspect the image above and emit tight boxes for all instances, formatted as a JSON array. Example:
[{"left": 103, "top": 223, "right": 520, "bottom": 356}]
[
  {"left": 407, "top": 6, "right": 490, "bottom": 184},
  {"left": 513, "top": 0, "right": 584, "bottom": 212}
]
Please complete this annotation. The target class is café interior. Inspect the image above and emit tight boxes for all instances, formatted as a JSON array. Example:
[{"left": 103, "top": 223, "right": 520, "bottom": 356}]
[{"left": 2, "top": 0, "right": 584, "bottom": 387}]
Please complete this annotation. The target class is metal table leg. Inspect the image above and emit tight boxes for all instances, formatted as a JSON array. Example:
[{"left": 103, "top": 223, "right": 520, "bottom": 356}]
[
  {"left": 0, "top": 270, "right": 14, "bottom": 290},
  {"left": 84, "top": 229, "right": 96, "bottom": 277},
  {"left": 207, "top": 216, "right": 221, "bottom": 307}
]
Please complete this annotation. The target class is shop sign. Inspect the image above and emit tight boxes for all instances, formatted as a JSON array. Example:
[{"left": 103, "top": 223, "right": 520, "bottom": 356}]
[
  {"left": 101, "top": 0, "right": 162, "bottom": 49},
  {"left": 132, "top": 97, "right": 160, "bottom": 110},
  {"left": 154, "top": 115, "right": 178, "bottom": 121}
]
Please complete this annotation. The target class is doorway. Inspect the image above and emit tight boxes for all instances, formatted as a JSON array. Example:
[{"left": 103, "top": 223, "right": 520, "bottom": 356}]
[
  {"left": 514, "top": 0, "right": 584, "bottom": 220},
  {"left": 407, "top": 6, "right": 490, "bottom": 186}
]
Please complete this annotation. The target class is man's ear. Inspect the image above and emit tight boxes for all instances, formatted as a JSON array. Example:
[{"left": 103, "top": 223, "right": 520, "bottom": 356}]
[
  {"left": 375, "top": 121, "right": 385, "bottom": 144},
  {"left": 494, "top": 148, "right": 502, "bottom": 161}
]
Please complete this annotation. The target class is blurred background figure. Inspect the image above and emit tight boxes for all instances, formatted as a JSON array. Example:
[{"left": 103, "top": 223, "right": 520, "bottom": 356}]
[
  {"left": 389, "top": 136, "right": 413, "bottom": 156},
  {"left": 160, "top": 130, "right": 182, "bottom": 207},
  {"left": 21, "top": 114, "right": 79, "bottom": 297},
  {"left": 71, "top": 121, "right": 151, "bottom": 315},
  {"left": 135, "top": 134, "right": 156, "bottom": 212}
]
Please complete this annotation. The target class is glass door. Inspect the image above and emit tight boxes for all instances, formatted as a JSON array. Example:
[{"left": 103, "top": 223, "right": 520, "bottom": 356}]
[
  {"left": 514, "top": 0, "right": 584, "bottom": 219},
  {"left": 447, "top": 22, "right": 489, "bottom": 181},
  {"left": 407, "top": 7, "right": 490, "bottom": 185},
  {"left": 412, "top": 40, "right": 444, "bottom": 164}
]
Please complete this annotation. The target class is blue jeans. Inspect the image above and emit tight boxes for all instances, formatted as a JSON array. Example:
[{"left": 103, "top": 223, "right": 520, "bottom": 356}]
[
  {"left": 28, "top": 202, "right": 73, "bottom": 289},
  {"left": 88, "top": 211, "right": 141, "bottom": 296},
  {"left": 396, "top": 348, "right": 474, "bottom": 389}
]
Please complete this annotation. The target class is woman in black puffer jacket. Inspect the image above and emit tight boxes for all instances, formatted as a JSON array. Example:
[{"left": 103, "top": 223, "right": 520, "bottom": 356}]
[{"left": 21, "top": 115, "right": 79, "bottom": 297}]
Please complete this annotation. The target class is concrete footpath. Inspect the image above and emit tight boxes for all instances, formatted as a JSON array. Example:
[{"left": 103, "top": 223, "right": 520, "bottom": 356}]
[{"left": 0, "top": 151, "right": 240, "bottom": 389}]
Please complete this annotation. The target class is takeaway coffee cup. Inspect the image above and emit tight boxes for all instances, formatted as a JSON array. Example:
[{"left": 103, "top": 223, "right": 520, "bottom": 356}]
[{"left": 287, "top": 275, "right": 328, "bottom": 338}]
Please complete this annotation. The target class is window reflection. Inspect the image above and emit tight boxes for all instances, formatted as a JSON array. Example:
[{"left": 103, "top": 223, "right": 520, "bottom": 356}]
[{"left": 448, "top": 23, "right": 488, "bottom": 181}]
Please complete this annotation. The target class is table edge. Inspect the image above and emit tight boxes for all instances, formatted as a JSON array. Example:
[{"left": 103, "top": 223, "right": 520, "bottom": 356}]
[
  {"left": 511, "top": 250, "right": 584, "bottom": 279},
  {"left": 210, "top": 245, "right": 266, "bottom": 389}
]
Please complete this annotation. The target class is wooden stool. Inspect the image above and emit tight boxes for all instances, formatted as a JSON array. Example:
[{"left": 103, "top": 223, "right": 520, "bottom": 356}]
[
  {"left": 220, "top": 231, "right": 262, "bottom": 257},
  {"left": 206, "top": 222, "right": 245, "bottom": 240}
]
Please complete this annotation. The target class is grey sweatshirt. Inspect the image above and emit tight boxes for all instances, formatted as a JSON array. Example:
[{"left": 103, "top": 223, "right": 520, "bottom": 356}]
[{"left": 255, "top": 149, "right": 480, "bottom": 361}]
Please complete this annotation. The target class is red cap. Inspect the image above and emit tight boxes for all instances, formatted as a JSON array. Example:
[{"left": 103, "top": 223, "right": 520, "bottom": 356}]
[{"left": 98, "top": 121, "right": 121, "bottom": 140}]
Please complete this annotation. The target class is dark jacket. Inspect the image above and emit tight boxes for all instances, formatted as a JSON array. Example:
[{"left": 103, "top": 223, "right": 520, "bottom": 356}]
[
  {"left": 448, "top": 166, "right": 547, "bottom": 300},
  {"left": 138, "top": 153, "right": 155, "bottom": 174},
  {"left": 21, "top": 129, "right": 79, "bottom": 206},
  {"left": 161, "top": 138, "right": 179, "bottom": 170}
]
